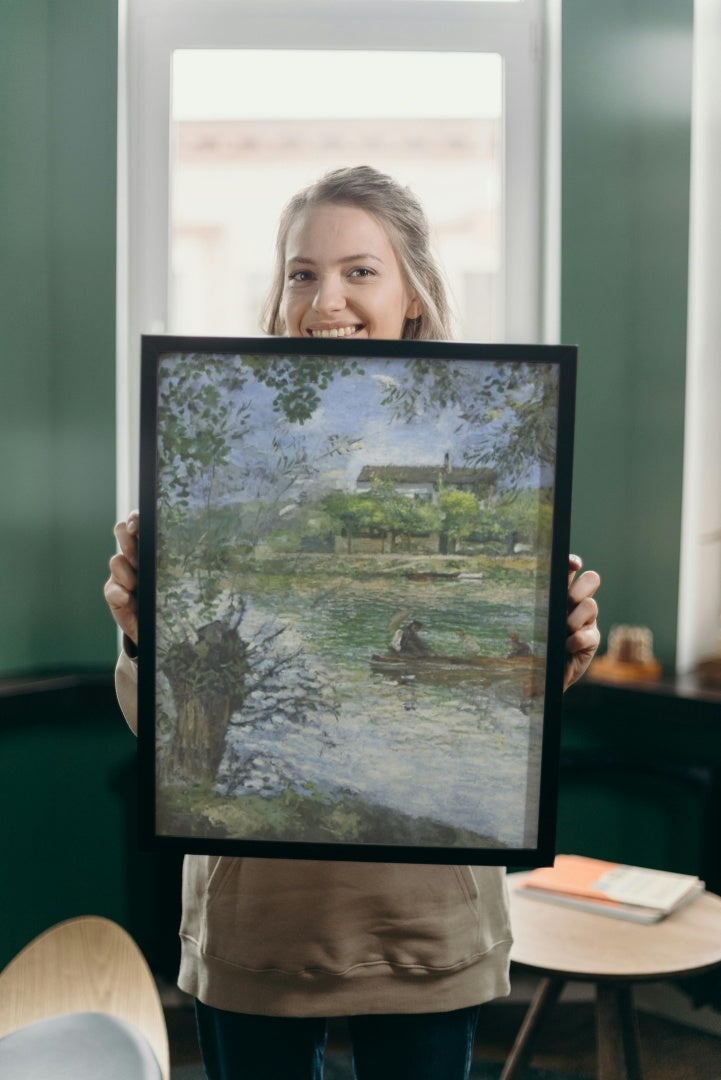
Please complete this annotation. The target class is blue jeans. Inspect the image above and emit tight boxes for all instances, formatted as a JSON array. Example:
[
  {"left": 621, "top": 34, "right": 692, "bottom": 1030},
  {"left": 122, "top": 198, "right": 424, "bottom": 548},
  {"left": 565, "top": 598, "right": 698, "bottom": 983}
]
[{"left": 195, "top": 1000, "right": 481, "bottom": 1080}]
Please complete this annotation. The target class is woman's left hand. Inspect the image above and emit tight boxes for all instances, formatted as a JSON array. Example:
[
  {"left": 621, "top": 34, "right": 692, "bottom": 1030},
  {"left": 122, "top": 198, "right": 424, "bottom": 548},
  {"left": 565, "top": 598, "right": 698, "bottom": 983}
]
[{"left": 564, "top": 554, "right": 601, "bottom": 691}]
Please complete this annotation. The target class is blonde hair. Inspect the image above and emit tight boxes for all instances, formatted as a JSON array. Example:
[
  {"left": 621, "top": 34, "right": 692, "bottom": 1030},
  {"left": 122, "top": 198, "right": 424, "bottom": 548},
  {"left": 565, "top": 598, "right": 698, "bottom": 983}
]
[{"left": 262, "top": 165, "right": 454, "bottom": 341}]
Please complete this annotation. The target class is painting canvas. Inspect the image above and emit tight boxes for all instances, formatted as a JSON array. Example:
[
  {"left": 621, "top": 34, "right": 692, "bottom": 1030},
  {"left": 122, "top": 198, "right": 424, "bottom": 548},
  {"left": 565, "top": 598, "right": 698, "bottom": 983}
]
[{"left": 138, "top": 336, "right": 576, "bottom": 864}]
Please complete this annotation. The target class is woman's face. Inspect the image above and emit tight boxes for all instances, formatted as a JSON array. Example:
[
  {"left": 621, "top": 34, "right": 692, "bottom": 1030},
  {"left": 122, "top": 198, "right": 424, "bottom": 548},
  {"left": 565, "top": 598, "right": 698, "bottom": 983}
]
[{"left": 280, "top": 203, "right": 421, "bottom": 340}]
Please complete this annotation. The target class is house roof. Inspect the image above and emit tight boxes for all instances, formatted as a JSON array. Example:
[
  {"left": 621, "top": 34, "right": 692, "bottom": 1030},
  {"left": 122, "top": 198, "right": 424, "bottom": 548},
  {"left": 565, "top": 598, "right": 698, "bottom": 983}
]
[{"left": 357, "top": 464, "right": 496, "bottom": 486}]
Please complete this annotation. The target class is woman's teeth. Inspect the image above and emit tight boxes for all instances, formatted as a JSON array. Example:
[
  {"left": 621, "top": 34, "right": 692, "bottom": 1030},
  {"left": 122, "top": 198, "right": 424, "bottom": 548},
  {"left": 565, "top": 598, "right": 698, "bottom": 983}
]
[{"left": 310, "top": 325, "right": 360, "bottom": 338}]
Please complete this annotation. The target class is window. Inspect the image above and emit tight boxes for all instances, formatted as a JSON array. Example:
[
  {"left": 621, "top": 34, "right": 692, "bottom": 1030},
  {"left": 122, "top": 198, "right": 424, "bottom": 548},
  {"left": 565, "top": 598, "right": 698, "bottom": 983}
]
[
  {"left": 677, "top": 1, "right": 721, "bottom": 675},
  {"left": 118, "top": 0, "right": 557, "bottom": 510},
  {"left": 169, "top": 49, "right": 503, "bottom": 340}
]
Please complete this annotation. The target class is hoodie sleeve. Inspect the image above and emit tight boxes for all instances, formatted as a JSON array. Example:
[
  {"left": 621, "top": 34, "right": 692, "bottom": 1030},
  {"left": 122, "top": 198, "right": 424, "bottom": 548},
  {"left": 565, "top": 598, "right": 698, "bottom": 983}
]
[{"left": 115, "top": 643, "right": 139, "bottom": 736}]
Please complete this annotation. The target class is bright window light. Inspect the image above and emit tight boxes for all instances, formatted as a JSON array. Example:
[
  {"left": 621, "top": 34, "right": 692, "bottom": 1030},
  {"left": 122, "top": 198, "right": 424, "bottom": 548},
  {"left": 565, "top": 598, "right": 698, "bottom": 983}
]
[
  {"left": 173, "top": 50, "right": 502, "bottom": 120},
  {"left": 170, "top": 50, "right": 503, "bottom": 342}
]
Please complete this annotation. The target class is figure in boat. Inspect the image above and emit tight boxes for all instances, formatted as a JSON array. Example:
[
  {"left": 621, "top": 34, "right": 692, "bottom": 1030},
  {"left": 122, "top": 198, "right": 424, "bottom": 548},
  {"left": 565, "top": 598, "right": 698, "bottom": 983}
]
[
  {"left": 507, "top": 631, "right": 532, "bottom": 658},
  {"left": 390, "top": 617, "right": 431, "bottom": 657}
]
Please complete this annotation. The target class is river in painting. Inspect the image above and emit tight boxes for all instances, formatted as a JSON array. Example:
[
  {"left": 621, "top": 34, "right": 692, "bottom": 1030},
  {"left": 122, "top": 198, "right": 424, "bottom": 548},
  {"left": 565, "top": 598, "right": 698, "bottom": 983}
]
[{"left": 156, "top": 556, "right": 548, "bottom": 853}]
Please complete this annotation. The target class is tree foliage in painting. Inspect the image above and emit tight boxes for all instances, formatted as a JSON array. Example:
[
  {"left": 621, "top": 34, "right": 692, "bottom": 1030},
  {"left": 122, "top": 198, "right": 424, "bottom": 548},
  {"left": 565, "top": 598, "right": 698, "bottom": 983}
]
[
  {"left": 157, "top": 353, "right": 363, "bottom": 586},
  {"left": 324, "top": 482, "right": 444, "bottom": 554},
  {"left": 438, "top": 489, "right": 481, "bottom": 553},
  {"left": 155, "top": 352, "right": 363, "bottom": 785},
  {"left": 157, "top": 356, "right": 251, "bottom": 599},
  {"left": 323, "top": 491, "right": 389, "bottom": 554},
  {"left": 241, "top": 352, "right": 364, "bottom": 424},
  {"left": 378, "top": 359, "right": 559, "bottom": 491}
]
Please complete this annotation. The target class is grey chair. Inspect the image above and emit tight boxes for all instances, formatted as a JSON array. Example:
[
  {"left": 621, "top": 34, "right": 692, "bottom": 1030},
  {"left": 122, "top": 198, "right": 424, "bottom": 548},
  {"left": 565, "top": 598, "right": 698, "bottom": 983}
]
[{"left": 0, "top": 915, "right": 170, "bottom": 1079}]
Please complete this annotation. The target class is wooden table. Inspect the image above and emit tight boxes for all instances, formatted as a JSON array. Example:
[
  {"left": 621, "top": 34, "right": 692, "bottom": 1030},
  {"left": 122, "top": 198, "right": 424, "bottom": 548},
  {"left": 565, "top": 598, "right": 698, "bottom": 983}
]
[{"left": 502, "top": 874, "right": 721, "bottom": 1080}]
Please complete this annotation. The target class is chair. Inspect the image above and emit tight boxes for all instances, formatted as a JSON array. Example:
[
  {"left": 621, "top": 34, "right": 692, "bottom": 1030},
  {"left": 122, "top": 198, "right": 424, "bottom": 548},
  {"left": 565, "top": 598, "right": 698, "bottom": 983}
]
[{"left": 0, "top": 915, "right": 170, "bottom": 1079}]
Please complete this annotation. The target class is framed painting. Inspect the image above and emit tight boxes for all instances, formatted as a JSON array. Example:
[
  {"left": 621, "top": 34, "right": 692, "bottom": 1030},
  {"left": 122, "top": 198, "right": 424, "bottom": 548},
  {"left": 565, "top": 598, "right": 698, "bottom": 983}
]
[{"left": 137, "top": 336, "right": 576, "bottom": 865}]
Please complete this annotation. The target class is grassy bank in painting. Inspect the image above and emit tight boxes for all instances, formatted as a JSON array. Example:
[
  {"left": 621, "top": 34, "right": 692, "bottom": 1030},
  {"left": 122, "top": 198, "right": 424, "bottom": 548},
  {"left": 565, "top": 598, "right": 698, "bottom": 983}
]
[
  {"left": 157, "top": 779, "right": 504, "bottom": 851},
  {"left": 155, "top": 550, "right": 546, "bottom": 851}
]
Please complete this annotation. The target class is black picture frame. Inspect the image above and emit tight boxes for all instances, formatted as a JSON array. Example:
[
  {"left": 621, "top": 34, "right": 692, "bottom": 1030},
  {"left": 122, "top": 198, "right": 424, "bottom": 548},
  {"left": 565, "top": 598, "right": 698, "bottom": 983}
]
[{"left": 138, "top": 335, "right": 576, "bottom": 865}]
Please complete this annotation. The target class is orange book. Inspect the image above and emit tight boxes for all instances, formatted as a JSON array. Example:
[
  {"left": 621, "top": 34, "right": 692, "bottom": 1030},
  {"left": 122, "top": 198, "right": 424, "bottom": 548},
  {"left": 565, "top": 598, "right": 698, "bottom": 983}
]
[{"left": 516, "top": 855, "right": 704, "bottom": 923}]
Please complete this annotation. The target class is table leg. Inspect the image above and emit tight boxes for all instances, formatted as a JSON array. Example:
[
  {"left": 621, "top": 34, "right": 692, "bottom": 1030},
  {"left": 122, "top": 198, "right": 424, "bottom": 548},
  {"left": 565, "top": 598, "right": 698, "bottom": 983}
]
[
  {"left": 499, "top": 976, "right": 565, "bottom": 1080},
  {"left": 596, "top": 982, "right": 643, "bottom": 1080}
]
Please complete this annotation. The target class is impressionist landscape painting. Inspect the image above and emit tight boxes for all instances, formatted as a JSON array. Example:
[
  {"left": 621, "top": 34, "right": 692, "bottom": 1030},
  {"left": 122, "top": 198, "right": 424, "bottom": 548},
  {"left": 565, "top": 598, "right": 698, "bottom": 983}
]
[{"left": 145, "top": 342, "right": 568, "bottom": 858}]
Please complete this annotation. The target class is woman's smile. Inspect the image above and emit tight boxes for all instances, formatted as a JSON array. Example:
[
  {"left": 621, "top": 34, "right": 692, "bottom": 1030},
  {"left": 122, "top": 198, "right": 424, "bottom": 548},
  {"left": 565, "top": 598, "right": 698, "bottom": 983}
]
[{"left": 306, "top": 323, "right": 365, "bottom": 339}]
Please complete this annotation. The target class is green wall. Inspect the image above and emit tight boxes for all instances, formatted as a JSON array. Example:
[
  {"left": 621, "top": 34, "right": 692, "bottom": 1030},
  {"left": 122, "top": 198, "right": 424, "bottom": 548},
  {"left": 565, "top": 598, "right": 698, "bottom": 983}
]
[
  {"left": 0, "top": 682, "right": 184, "bottom": 973},
  {"left": 0, "top": 0, "right": 130, "bottom": 970},
  {"left": 562, "top": 0, "right": 693, "bottom": 670},
  {"left": 0, "top": 0, "right": 118, "bottom": 676}
]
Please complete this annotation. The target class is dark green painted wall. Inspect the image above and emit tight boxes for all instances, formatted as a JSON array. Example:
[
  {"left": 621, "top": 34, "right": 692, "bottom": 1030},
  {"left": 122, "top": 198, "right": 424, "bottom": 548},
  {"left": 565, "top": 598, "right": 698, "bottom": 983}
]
[
  {"left": 554, "top": 0, "right": 705, "bottom": 897},
  {"left": 562, "top": 0, "right": 693, "bottom": 670},
  {"left": 0, "top": 0, "right": 118, "bottom": 676},
  {"left": 558, "top": 681, "right": 721, "bottom": 885},
  {"left": 0, "top": 683, "right": 183, "bottom": 972},
  {"left": 0, "top": 0, "right": 134, "bottom": 969}
]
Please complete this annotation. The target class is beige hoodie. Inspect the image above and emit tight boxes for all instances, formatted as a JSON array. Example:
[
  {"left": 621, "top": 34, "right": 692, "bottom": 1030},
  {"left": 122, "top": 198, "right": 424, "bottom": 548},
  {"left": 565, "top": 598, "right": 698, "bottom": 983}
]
[{"left": 116, "top": 650, "right": 512, "bottom": 1016}]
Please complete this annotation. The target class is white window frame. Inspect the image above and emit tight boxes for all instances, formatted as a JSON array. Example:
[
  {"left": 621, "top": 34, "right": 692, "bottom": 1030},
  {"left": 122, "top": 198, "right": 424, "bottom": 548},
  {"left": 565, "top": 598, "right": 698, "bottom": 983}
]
[
  {"left": 676, "top": 0, "right": 721, "bottom": 675},
  {"left": 117, "top": 0, "right": 558, "bottom": 512}
]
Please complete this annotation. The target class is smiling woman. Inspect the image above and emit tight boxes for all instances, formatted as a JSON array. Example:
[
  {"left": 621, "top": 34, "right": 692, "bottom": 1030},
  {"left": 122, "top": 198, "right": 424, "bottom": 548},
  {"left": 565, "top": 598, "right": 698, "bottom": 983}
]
[{"left": 263, "top": 167, "right": 452, "bottom": 342}]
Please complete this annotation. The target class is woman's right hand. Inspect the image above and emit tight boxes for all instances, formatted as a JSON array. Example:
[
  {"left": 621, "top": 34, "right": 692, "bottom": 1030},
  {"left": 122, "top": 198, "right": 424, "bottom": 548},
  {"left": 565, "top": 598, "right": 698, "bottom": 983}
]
[{"left": 104, "top": 509, "right": 139, "bottom": 646}]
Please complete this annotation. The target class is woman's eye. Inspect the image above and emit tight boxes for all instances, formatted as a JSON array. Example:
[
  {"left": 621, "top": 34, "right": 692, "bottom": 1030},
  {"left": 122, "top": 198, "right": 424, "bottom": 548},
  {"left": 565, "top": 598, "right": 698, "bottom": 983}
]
[
  {"left": 349, "top": 267, "right": 375, "bottom": 279},
  {"left": 288, "top": 270, "right": 313, "bottom": 283}
]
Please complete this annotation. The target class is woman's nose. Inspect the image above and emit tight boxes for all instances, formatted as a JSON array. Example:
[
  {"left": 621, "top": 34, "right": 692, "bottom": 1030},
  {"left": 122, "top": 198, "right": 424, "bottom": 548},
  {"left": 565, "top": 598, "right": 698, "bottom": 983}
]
[{"left": 312, "top": 274, "right": 345, "bottom": 314}]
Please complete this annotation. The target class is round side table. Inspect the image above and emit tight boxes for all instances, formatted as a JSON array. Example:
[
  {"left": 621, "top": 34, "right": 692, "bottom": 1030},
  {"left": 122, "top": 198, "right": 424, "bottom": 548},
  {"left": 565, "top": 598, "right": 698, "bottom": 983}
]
[{"left": 502, "top": 873, "right": 721, "bottom": 1080}]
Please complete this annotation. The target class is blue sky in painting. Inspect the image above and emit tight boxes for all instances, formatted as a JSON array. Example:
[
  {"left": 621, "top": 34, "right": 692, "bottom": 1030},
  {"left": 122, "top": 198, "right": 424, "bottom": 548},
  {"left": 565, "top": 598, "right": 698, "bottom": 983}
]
[
  {"left": 229, "top": 355, "right": 487, "bottom": 496},
  {"left": 156, "top": 350, "right": 553, "bottom": 508}
]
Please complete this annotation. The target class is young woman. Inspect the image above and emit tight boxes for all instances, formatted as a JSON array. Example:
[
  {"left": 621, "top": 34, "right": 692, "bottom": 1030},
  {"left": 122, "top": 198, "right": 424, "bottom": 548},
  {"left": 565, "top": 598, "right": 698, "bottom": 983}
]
[{"left": 106, "top": 166, "right": 601, "bottom": 1080}]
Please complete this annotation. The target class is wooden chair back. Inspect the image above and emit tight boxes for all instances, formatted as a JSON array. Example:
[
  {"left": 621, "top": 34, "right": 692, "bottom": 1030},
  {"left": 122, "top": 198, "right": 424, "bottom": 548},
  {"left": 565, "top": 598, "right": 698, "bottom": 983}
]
[{"left": 0, "top": 916, "right": 169, "bottom": 1080}]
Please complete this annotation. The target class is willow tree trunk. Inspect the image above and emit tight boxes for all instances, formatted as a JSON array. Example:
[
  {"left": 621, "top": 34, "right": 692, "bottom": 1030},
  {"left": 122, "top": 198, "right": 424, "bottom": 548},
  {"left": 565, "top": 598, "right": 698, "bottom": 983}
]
[
  {"left": 161, "top": 617, "right": 247, "bottom": 785},
  {"left": 169, "top": 679, "right": 234, "bottom": 783}
]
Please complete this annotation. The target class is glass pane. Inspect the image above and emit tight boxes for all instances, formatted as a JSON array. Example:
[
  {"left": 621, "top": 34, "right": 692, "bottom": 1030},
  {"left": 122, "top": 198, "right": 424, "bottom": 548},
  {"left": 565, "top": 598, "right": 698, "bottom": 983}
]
[
  {"left": 170, "top": 49, "right": 503, "bottom": 341},
  {"left": 334, "top": 1, "right": 521, "bottom": 3}
]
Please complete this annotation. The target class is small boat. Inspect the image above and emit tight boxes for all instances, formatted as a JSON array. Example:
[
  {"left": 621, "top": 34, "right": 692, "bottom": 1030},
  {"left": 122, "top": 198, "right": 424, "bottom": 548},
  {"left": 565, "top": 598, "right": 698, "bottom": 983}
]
[
  {"left": 404, "top": 571, "right": 461, "bottom": 582},
  {"left": 456, "top": 572, "right": 484, "bottom": 582},
  {"left": 370, "top": 651, "right": 543, "bottom": 674}
]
